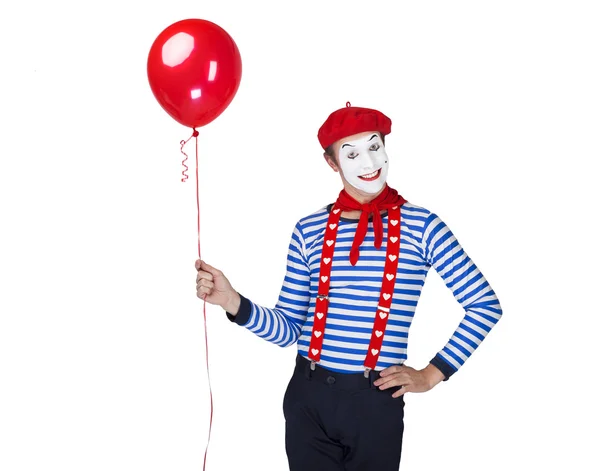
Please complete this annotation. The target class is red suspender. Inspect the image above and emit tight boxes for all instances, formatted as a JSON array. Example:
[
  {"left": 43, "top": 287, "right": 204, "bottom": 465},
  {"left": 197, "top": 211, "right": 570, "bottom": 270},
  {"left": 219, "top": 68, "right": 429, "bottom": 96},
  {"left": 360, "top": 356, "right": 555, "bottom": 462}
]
[
  {"left": 307, "top": 205, "right": 401, "bottom": 376},
  {"left": 365, "top": 205, "right": 401, "bottom": 372},
  {"left": 307, "top": 206, "right": 342, "bottom": 367}
]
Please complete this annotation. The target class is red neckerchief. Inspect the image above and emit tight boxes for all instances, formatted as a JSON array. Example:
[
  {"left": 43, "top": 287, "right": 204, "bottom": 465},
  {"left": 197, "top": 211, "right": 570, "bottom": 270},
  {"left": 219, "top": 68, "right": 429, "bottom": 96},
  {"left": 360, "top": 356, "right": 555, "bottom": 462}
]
[{"left": 335, "top": 183, "right": 407, "bottom": 265}]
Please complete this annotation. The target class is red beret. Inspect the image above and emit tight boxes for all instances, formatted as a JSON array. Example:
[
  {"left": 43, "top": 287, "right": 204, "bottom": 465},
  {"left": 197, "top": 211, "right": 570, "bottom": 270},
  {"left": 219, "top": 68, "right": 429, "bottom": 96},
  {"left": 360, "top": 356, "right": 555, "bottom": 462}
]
[{"left": 317, "top": 102, "right": 392, "bottom": 150}]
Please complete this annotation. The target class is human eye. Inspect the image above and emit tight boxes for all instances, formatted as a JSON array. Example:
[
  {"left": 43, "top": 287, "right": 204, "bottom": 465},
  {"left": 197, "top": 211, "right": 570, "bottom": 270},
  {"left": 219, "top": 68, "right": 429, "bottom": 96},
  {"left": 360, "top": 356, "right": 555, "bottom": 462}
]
[
  {"left": 347, "top": 151, "right": 358, "bottom": 159},
  {"left": 369, "top": 143, "right": 381, "bottom": 151}
]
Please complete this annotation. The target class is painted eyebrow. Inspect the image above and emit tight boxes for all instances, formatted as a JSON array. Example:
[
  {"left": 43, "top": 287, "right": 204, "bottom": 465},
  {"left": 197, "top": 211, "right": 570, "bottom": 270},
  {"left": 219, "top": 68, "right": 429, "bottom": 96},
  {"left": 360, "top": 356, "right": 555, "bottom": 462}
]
[{"left": 341, "top": 135, "right": 379, "bottom": 149}]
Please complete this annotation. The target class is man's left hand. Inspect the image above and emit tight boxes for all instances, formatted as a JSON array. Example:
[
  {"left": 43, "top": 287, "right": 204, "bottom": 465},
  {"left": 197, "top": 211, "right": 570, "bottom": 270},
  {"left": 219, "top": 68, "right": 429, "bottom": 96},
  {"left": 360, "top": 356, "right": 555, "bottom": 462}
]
[{"left": 373, "top": 363, "right": 445, "bottom": 398}]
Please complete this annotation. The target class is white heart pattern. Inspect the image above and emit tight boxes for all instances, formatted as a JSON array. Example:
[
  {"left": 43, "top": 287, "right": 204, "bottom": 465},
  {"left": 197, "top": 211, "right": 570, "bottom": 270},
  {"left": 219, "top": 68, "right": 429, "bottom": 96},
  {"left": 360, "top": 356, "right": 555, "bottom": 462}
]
[
  {"left": 388, "top": 254, "right": 397, "bottom": 262},
  {"left": 379, "top": 312, "right": 387, "bottom": 319},
  {"left": 329, "top": 223, "right": 337, "bottom": 230},
  {"left": 390, "top": 220, "right": 399, "bottom": 226},
  {"left": 390, "top": 236, "right": 398, "bottom": 243},
  {"left": 333, "top": 208, "right": 340, "bottom": 214},
  {"left": 324, "top": 258, "right": 331, "bottom": 265},
  {"left": 311, "top": 348, "right": 319, "bottom": 355},
  {"left": 321, "top": 276, "right": 328, "bottom": 282},
  {"left": 371, "top": 349, "right": 379, "bottom": 356},
  {"left": 375, "top": 330, "right": 383, "bottom": 337},
  {"left": 383, "top": 293, "right": 391, "bottom": 300},
  {"left": 386, "top": 273, "right": 395, "bottom": 281},
  {"left": 315, "top": 331, "right": 322, "bottom": 338},
  {"left": 326, "top": 240, "right": 334, "bottom": 247},
  {"left": 316, "top": 312, "right": 324, "bottom": 319}
]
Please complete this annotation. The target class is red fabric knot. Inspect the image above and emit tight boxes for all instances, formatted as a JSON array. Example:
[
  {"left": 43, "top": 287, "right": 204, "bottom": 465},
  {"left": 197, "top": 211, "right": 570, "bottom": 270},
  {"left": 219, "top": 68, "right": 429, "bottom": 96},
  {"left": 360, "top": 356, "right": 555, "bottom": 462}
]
[{"left": 334, "top": 184, "right": 407, "bottom": 265}]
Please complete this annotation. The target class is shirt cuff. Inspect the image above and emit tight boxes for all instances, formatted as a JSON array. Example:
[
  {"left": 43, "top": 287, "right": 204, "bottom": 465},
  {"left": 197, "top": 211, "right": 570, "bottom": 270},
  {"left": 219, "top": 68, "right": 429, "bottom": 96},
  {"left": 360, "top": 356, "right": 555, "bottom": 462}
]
[
  {"left": 225, "top": 293, "right": 251, "bottom": 326},
  {"left": 429, "top": 353, "right": 456, "bottom": 381}
]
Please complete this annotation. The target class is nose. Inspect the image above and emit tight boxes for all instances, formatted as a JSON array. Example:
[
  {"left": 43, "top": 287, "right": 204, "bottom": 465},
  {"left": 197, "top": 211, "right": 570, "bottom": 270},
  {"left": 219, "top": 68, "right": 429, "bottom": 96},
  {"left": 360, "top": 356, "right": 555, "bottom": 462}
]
[{"left": 359, "top": 151, "right": 375, "bottom": 169}]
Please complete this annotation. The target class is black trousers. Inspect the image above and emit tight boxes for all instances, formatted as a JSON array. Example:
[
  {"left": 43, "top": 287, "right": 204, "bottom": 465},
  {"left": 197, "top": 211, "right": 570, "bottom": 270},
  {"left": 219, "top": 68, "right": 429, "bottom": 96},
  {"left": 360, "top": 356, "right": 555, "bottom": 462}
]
[{"left": 283, "top": 353, "right": 405, "bottom": 471}]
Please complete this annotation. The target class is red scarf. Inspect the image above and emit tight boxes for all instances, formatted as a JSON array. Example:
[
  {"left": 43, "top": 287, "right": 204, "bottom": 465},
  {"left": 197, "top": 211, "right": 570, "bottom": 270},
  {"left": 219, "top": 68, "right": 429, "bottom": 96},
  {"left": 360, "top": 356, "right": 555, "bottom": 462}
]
[{"left": 335, "top": 184, "right": 407, "bottom": 265}]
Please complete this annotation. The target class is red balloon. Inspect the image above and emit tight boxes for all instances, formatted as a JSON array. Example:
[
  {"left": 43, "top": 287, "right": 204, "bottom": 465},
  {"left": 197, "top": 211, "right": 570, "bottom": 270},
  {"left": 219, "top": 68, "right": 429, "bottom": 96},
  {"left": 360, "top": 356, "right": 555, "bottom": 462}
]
[{"left": 147, "top": 19, "right": 242, "bottom": 128}]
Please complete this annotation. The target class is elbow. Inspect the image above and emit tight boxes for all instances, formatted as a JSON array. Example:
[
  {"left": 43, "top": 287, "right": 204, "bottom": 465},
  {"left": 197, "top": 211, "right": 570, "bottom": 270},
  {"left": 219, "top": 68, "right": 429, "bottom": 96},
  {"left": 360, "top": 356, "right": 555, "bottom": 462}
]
[
  {"left": 278, "top": 324, "right": 302, "bottom": 348},
  {"left": 493, "top": 299, "right": 503, "bottom": 325},
  {"left": 279, "top": 333, "right": 300, "bottom": 348}
]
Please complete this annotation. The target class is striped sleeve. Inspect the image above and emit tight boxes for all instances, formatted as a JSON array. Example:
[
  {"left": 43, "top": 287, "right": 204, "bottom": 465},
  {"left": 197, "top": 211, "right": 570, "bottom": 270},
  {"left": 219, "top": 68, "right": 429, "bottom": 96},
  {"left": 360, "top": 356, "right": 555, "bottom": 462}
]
[
  {"left": 420, "top": 211, "right": 503, "bottom": 380},
  {"left": 225, "top": 221, "right": 311, "bottom": 347}
]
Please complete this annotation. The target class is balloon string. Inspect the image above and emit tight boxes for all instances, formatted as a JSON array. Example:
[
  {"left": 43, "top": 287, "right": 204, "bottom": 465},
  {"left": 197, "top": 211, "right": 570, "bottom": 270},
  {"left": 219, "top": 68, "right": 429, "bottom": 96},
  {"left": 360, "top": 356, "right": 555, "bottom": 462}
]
[
  {"left": 193, "top": 131, "right": 214, "bottom": 471},
  {"left": 180, "top": 129, "right": 199, "bottom": 182}
]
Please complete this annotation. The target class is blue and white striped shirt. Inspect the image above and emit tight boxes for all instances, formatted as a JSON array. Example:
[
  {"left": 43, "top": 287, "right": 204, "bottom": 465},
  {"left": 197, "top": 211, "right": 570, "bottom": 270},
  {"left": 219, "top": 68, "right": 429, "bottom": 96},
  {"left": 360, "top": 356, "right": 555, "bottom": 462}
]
[{"left": 227, "top": 201, "right": 502, "bottom": 379}]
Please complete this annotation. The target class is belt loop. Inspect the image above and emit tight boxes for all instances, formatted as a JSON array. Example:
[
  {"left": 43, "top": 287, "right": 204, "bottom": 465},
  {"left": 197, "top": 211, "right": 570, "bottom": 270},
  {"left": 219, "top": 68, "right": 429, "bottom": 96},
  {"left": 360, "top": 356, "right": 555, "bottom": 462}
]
[
  {"left": 304, "top": 361, "right": 313, "bottom": 380},
  {"left": 369, "top": 369, "right": 378, "bottom": 389}
]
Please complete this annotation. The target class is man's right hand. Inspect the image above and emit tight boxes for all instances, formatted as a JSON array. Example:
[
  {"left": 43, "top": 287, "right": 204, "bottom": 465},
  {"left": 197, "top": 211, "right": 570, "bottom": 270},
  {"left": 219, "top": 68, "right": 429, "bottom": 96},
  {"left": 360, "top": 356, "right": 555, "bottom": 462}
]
[{"left": 195, "top": 259, "right": 241, "bottom": 316}]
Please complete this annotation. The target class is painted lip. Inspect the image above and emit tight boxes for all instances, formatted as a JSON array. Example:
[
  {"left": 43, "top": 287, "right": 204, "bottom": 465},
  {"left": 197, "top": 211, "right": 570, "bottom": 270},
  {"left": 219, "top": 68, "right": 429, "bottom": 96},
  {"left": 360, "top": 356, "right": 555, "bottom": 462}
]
[{"left": 358, "top": 168, "right": 382, "bottom": 181}]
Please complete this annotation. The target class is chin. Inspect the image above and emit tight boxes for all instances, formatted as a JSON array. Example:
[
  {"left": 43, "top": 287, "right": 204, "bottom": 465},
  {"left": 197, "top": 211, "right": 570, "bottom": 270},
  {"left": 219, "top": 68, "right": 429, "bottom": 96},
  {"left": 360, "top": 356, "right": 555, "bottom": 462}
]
[{"left": 353, "top": 184, "right": 385, "bottom": 195}]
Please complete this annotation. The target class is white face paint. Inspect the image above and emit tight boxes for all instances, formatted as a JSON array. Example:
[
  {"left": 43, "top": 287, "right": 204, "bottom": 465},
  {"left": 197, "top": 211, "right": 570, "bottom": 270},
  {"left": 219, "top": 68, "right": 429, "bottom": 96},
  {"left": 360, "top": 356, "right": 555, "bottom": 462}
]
[{"left": 337, "top": 132, "right": 389, "bottom": 194}]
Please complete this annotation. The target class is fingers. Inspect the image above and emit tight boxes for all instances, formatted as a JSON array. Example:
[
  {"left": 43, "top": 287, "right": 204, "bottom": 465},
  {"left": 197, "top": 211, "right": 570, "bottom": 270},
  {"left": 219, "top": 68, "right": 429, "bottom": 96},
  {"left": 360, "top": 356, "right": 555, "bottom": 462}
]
[
  {"left": 374, "top": 372, "right": 408, "bottom": 389},
  {"left": 391, "top": 385, "right": 408, "bottom": 398},
  {"left": 196, "top": 259, "right": 221, "bottom": 284},
  {"left": 379, "top": 364, "right": 408, "bottom": 377},
  {"left": 196, "top": 269, "right": 214, "bottom": 283},
  {"left": 197, "top": 286, "right": 211, "bottom": 300},
  {"left": 195, "top": 260, "right": 223, "bottom": 302},
  {"left": 197, "top": 290, "right": 209, "bottom": 301},
  {"left": 377, "top": 375, "right": 409, "bottom": 397},
  {"left": 196, "top": 278, "right": 215, "bottom": 291},
  {"left": 196, "top": 279, "right": 215, "bottom": 300},
  {"left": 199, "top": 259, "right": 221, "bottom": 276},
  {"left": 195, "top": 259, "right": 219, "bottom": 272},
  {"left": 376, "top": 377, "right": 405, "bottom": 389}
]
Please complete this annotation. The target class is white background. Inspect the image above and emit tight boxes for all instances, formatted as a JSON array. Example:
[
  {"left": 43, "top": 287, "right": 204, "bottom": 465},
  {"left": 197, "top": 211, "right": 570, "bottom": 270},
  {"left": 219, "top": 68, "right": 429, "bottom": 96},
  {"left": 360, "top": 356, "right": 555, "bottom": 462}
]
[{"left": 1, "top": 0, "right": 598, "bottom": 470}]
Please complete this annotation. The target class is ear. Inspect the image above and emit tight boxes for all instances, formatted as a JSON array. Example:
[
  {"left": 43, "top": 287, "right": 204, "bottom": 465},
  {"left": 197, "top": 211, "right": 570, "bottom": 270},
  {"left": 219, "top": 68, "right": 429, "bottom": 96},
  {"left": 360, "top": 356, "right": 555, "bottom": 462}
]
[{"left": 323, "top": 153, "right": 339, "bottom": 172}]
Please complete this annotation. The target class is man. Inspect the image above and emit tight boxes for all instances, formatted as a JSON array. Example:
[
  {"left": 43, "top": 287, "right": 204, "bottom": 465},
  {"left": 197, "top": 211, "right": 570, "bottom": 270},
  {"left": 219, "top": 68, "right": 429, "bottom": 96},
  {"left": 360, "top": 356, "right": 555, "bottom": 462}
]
[{"left": 194, "top": 103, "right": 502, "bottom": 470}]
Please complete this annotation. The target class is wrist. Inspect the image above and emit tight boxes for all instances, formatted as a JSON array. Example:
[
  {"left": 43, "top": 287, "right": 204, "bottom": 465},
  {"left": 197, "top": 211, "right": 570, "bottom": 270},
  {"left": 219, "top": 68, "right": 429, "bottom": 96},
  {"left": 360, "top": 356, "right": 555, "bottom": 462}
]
[
  {"left": 423, "top": 363, "right": 446, "bottom": 389},
  {"left": 223, "top": 291, "right": 241, "bottom": 316}
]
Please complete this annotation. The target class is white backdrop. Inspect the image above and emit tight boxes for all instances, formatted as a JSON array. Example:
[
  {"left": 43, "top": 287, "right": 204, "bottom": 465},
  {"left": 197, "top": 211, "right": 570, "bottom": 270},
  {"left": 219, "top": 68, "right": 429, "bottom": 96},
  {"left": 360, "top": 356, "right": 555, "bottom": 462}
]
[{"left": 1, "top": 0, "right": 598, "bottom": 470}]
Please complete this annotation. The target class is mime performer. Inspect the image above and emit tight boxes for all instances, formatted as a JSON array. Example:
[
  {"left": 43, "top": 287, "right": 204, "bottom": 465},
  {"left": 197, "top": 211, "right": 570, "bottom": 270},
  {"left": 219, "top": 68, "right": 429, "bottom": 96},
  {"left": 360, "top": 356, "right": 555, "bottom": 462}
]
[{"left": 195, "top": 102, "right": 502, "bottom": 470}]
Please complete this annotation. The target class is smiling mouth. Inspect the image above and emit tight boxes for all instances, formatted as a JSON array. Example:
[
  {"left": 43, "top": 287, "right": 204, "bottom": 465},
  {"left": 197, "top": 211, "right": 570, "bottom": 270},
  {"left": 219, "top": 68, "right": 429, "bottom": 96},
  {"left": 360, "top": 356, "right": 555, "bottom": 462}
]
[{"left": 358, "top": 169, "right": 381, "bottom": 181}]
